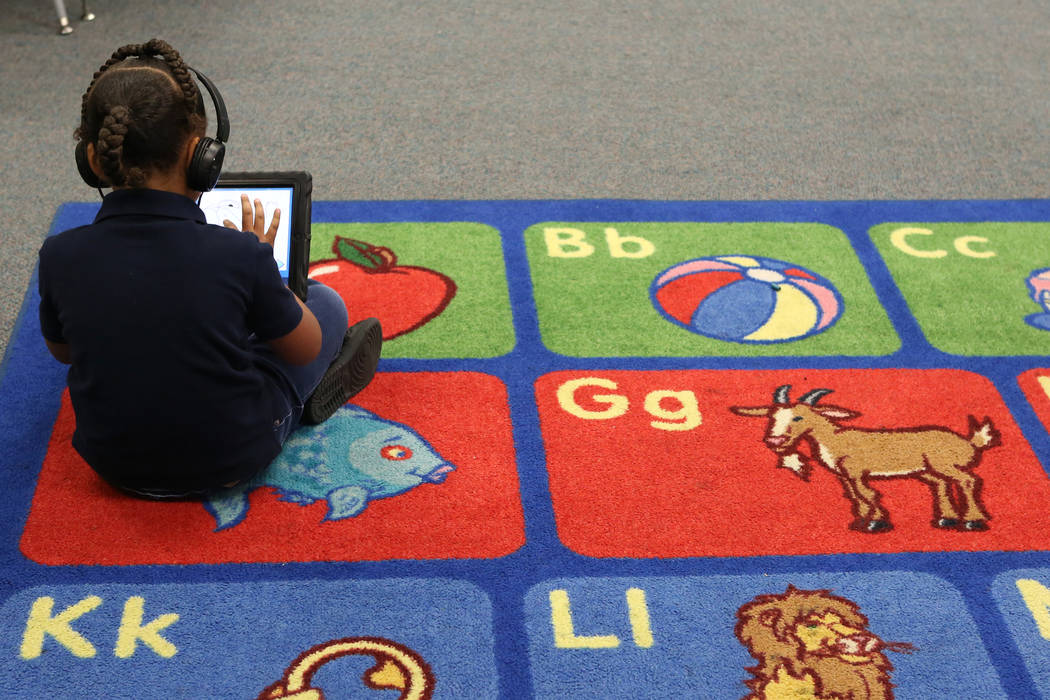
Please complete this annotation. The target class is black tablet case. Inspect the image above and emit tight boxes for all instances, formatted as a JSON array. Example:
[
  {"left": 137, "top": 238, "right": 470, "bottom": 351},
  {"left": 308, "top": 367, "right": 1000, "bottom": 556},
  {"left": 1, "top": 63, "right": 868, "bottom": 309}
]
[{"left": 214, "top": 171, "right": 312, "bottom": 301}]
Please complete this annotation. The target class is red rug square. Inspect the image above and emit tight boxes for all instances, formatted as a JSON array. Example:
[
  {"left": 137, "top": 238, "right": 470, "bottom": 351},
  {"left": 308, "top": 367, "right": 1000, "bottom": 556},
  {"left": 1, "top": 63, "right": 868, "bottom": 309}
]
[
  {"left": 22, "top": 372, "right": 525, "bottom": 565},
  {"left": 537, "top": 368, "right": 1050, "bottom": 558}
]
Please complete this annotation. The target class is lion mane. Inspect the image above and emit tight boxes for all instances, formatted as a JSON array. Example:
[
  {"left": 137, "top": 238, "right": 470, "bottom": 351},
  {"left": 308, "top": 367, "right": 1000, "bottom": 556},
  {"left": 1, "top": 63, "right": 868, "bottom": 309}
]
[{"left": 735, "top": 585, "right": 897, "bottom": 700}]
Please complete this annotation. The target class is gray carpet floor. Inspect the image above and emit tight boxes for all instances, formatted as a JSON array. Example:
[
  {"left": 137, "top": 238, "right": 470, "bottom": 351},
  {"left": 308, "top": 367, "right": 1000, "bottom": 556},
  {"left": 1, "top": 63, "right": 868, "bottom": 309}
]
[{"left": 3, "top": 0, "right": 1050, "bottom": 361}]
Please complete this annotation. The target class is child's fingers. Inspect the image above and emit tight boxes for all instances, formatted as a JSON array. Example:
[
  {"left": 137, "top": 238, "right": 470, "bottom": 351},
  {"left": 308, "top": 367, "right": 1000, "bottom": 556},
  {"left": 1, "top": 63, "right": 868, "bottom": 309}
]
[
  {"left": 253, "top": 198, "right": 265, "bottom": 235},
  {"left": 240, "top": 194, "right": 252, "bottom": 231},
  {"left": 265, "top": 208, "right": 281, "bottom": 243},
  {"left": 222, "top": 219, "right": 238, "bottom": 230}
]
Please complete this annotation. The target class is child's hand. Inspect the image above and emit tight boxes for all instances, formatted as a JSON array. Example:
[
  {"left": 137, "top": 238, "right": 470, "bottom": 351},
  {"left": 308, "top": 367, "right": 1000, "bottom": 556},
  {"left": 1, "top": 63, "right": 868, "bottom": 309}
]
[{"left": 223, "top": 194, "right": 281, "bottom": 246}]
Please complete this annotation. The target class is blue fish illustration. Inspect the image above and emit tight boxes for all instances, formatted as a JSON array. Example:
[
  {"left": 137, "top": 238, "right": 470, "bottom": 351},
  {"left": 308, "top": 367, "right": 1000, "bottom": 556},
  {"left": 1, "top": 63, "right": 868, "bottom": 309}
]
[{"left": 204, "top": 405, "right": 455, "bottom": 530}]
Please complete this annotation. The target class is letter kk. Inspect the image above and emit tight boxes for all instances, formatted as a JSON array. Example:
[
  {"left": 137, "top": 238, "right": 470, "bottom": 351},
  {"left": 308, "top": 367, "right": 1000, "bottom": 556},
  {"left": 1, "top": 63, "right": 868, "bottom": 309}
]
[{"left": 20, "top": 595, "right": 179, "bottom": 660}]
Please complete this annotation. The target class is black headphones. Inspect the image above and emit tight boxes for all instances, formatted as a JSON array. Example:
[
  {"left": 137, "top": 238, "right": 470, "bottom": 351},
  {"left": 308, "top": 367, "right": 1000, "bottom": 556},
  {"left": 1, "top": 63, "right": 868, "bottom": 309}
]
[{"left": 75, "top": 65, "right": 230, "bottom": 192}]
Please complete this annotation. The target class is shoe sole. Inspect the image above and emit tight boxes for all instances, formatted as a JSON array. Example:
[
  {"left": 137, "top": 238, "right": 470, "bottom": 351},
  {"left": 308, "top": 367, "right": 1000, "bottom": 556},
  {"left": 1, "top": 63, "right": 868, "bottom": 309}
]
[{"left": 301, "top": 318, "right": 383, "bottom": 425}]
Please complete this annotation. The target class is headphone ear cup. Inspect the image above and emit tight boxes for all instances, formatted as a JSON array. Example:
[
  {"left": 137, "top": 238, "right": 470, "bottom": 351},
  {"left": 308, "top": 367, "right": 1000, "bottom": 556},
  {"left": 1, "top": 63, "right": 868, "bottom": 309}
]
[
  {"left": 187, "top": 137, "right": 225, "bottom": 192},
  {"left": 75, "top": 140, "right": 104, "bottom": 188}
]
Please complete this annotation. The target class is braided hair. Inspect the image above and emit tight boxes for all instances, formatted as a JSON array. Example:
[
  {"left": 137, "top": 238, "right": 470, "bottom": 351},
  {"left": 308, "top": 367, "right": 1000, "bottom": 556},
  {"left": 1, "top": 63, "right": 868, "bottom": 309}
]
[{"left": 75, "top": 39, "right": 207, "bottom": 188}]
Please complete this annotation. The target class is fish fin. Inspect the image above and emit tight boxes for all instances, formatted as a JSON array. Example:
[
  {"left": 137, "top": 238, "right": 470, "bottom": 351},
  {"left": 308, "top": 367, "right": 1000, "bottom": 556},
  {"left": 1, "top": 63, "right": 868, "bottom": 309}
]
[
  {"left": 323, "top": 485, "right": 369, "bottom": 520},
  {"left": 204, "top": 487, "right": 252, "bottom": 531},
  {"left": 274, "top": 488, "right": 315, "bottom": 505}
]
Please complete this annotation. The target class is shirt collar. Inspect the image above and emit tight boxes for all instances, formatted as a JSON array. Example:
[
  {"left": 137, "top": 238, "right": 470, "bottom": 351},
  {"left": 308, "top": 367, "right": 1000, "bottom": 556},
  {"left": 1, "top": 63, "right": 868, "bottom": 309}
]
[{"left": 93, "top": 188, "right": 207, "bottom": 225}]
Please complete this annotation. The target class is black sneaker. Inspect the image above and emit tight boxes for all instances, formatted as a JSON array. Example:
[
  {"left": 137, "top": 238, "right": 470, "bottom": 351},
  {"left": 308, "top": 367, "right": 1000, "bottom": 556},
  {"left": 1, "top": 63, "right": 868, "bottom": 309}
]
[{"left": 301, "top": 318, "right": 382, "bottom": 425}]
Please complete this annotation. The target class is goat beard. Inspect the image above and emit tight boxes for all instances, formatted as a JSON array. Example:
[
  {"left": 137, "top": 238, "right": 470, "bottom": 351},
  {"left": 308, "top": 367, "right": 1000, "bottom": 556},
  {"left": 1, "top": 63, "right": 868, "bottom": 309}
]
[{"left": 777, "top": 452, "right": 812, "bottom": 481}]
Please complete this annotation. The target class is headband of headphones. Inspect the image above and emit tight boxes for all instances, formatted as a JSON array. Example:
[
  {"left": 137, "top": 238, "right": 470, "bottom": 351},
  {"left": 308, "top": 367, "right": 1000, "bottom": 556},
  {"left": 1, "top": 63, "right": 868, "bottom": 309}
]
[
  {"left": 75, "top": 62, "right": 230, "bottom": 192},
  {"left": 189, "top": 66, "right": 229, "bottom": 144}
]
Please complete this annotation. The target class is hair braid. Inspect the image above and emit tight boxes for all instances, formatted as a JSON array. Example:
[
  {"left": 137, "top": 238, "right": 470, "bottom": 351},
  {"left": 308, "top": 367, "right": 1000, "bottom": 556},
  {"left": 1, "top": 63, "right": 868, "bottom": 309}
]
[
  {"left": 143, "top": 38, "right": 201, "bottom": 113},
  {"left": 75, "top": 42, "right": 149, "bottom": 139},
  {"left": 95, "top": 105, "right": 132, "bottom": 186}
]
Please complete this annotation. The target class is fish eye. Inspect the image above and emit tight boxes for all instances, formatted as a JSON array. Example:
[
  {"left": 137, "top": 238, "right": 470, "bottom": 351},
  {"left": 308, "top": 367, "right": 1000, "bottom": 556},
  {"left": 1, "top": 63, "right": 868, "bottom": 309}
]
[
  {"left": 792, "top": 416, "right": 803, "bottom": 422},
  {"left": 380, "top": 445, "right": 413, "bottom": 461}
]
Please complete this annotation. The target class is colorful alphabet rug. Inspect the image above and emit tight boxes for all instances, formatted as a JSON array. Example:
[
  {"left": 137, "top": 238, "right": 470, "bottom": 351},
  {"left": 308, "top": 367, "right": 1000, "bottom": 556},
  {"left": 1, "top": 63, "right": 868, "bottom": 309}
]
[{"left": 6, "top": 199, "right": 1050, "bottom": 697}]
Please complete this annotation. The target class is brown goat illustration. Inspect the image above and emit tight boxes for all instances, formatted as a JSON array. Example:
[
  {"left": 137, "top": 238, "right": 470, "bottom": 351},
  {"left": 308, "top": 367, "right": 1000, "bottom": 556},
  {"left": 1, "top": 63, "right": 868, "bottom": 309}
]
[{"left": 730, "top": 385, "right": 999, "bottom": 533}]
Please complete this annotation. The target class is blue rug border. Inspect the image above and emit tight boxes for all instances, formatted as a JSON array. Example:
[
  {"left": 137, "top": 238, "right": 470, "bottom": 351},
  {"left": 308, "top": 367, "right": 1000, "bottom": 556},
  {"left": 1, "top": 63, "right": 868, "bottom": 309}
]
[{"left": 5, "top": 198, "right": 1050, "bottom": 696}]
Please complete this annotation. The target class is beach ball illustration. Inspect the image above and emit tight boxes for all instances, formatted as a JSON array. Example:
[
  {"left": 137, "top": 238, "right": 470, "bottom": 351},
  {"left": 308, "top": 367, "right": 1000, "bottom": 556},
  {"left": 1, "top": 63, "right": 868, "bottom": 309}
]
[
  {"left": 1024, "top": 267, "right": 1050, "bottom": 331},
  {"left": 650, "top": 255, "right": 844, "bottom": 343}
]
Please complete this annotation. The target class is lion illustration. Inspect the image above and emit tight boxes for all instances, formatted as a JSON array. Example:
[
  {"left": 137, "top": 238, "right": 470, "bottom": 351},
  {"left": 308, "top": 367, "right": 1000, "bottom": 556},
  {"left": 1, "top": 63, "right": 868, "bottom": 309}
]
[{"left": 735, "top": 586, "right": 915, "bottom": 700}]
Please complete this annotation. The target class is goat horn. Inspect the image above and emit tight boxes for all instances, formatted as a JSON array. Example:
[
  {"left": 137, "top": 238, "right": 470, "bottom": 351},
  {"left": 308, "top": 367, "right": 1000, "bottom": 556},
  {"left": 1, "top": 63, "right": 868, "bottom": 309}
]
[
  {"left": 799, "top": 389, "right": 833, "bottom": 405},
  {"left": 773, "top": 385, "right": 792, "bottom": 404}
]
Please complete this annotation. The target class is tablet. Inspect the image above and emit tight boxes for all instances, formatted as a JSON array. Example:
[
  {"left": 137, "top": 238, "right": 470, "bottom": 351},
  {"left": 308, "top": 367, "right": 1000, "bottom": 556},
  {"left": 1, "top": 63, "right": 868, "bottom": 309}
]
[{"left": 199, "top": 171, "right": 312, "bottom": 301}]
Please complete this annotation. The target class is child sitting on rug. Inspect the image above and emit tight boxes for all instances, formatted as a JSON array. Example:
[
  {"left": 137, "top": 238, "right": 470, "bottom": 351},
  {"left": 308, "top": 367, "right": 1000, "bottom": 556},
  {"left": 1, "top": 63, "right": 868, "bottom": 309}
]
[{"left": 37, "top": 38, "right": 382, "bottom": 499}]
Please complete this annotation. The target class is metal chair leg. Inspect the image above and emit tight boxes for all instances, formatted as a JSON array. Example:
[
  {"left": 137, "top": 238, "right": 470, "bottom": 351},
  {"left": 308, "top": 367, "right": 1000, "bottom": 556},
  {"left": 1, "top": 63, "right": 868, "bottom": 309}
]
[
  {"left": 54, "top": 0, "right": 73, "bottom": 34},
  {"left": 54, "top": 0, "right": 95, "bottom": 35}
]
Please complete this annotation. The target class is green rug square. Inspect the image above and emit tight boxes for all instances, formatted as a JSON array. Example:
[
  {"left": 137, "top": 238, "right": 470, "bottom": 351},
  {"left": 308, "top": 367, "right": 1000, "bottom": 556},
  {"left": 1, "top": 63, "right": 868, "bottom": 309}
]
[
  {"left": 525, "top": 222, "right": 899, "bottom": 357},
  {"left": 870, "top": 223, "right": 1050, "bottom": 355},
  {"left": 311, "top": 223, "right": 514, "bottom": 358}
]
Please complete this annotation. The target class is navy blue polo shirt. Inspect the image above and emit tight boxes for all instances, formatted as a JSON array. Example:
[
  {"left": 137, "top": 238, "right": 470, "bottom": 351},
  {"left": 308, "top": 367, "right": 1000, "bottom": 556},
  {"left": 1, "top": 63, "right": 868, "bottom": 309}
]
[{"left": 38, "top": 188, "right": 303, "bottom": 491}]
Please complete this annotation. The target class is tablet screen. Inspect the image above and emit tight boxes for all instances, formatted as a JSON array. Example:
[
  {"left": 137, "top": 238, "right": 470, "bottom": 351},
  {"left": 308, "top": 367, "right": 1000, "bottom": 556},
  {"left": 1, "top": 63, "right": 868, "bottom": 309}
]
[{"left": 199, "top": 186, "right": 294, "bottom": 276}]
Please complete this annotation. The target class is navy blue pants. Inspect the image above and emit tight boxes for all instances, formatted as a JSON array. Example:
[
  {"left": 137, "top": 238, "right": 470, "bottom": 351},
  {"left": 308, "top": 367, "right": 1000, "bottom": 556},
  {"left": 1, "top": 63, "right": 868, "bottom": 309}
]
[{"left": 256, "top": 280, "right": 349, "bottom": 446}]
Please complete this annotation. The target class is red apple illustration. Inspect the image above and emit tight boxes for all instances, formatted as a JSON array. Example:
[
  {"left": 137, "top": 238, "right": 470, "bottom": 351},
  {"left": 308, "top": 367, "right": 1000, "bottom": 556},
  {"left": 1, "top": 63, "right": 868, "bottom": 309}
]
[{"left": 307, "top": 237, "right": 457, "bottom": 340}]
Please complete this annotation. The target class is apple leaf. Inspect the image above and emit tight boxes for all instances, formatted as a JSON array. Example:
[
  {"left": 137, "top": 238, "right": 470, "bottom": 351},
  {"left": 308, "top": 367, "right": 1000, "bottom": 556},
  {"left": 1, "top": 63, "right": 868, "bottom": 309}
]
[{"left": 334, "top": 237, "right": 394, "bottom": 271}]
